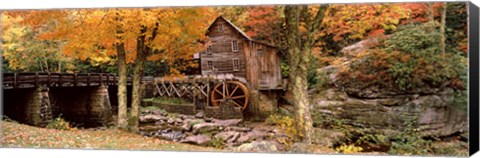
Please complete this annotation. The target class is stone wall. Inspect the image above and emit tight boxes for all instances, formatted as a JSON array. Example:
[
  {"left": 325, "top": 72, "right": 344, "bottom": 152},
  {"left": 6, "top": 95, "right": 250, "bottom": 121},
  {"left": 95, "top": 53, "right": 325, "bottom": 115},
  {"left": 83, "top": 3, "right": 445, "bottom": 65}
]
[
  {"left": 245, "top": 90, "right": 279, "bottom": 119},
  {"left": 204, "top": 101, "right": 244, "bottom": 119},
  {"left": 24, "top": 86, "right": 52, "bottom": 127},
  {"left": 87, "top": 84, "right": 112, "bottom": 126}
]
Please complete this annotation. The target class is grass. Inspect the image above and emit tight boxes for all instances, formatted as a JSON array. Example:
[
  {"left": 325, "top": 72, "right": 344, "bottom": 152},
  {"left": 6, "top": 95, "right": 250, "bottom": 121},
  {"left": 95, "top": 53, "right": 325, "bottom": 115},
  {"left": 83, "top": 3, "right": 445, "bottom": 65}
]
[
  {"left": 140, "top": 106, "right": 165, "bottom": 113},
  {"left": 143, "top": 97, "right": 192, "bottom": 105},
  {"left": 0, "top": 121, "right": 219, "bottom": 151}
]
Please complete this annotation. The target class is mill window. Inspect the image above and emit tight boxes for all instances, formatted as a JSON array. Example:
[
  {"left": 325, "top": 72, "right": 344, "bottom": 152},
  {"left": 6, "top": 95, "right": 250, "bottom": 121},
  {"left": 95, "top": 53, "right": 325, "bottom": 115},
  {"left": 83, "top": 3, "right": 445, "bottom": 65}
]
[
  {"left": 232, "top": 40, "right": 239, "bottom": 52},
  {"left": 233, "top": 58, "right": 240, "bottom": 71},
  {"left": 218, "top": 24, "right": 224, "bottom": 32},
  {"left": 207, "top": 61, "right": 213, "bottom": 70}
]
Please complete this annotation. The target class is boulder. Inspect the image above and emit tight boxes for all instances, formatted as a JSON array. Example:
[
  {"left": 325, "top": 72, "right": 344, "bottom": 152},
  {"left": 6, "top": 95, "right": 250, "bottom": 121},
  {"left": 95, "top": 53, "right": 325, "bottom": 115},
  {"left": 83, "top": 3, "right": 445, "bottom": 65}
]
[
  {"left": 237, "top": 134, "right": 251, "bottom": 144},
  {"left": 180, "top": 135, "right": 212, "bottom": 146},
  {"left": 152, "top": 109, "right": 168, "bottom": 116},
  {"left": 227, "top": 132, "right": 241, "bottom": 143},
  {"left": 237, "top": 128, "right": 270, "bottom": 143},
  {"left": 226, "top": 126, "right": 252, "bottom": 132},
  {"left": 192, "top": 123, "right": 220, "bottom": 134},
  {"left": 310, "top": 88, "right": 467, "bottom": 136},
  {"left": 213, "top": 119, "right": 242, "bottom": 127},
  {"left": 153, "top": 129, "right": 184, "bottom": 141},
  {"left": 235, "top": 141, "right": 279, "bottom": 153},
  {"left": 195, "top": 111, "right": 204, "bottom": 118},
  {"left": 139, "top": 115, "right": 167, "bottom": 123},
  {"left": 175, "top": 118, "right": 183, "bottom": 124},
  {"left": 167, "top": 118, "right": 175, "bottom": 124},
  {"left": 182, "top": 119, "right": 205, "bottom": 130},
  {"left": 214, "top": 131, "right": 240, "bottom": 142}
]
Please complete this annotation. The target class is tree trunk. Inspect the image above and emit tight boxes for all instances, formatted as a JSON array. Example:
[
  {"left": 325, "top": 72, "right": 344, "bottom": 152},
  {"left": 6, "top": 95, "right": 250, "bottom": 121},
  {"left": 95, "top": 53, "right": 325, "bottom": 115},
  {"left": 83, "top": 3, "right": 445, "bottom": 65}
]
[
  {"left": 129, "top": 27, "right": 147, "bottom": 132},
  {"left": 116, "top": 42, "right": 128, "bottom": 130},
  {"left": 115, "top": 10, "right": 128, "bottom": 130},
  {"left": 58, "top": 61, "right": 62, "bottom": 73},
  {"left": 44, "top": 59, "right": 49, "bottom": 72},
  {"left": 284, "top": 5, "right": 314, "bottom": 144},
  {"left": 439, "top": 2, "right": 447, "bottom": 54}
]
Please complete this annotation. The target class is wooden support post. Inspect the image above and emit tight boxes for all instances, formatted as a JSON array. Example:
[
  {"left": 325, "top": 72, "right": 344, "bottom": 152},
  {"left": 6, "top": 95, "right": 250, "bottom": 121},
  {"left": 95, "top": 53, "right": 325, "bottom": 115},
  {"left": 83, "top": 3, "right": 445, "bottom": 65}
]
[
  {"left": 13, "top": 73, "right": 17, "bottom": 88},
  {"left": 59, "top": 73, "right": 62, "bottom": 87},
  {"left": 99, "top": 73, "right": 103, "bottom": 84},
  {"left": 207, "top": 78, "right": 210, "bottom": 107},
  {"left": 74, "top": 73, "right": 78, "bottom": 86},
  {"left": 47, "top": 72, "right": 51, "bottom": 86},
  {"left": 35, "top": 72, "right": 39, "bottom": 87},
  {"left": 106, "top": 74, "right": 109, "bottom": 85},
  {"left": 87, "top": 73, "right": 91, "bottom": 86}
]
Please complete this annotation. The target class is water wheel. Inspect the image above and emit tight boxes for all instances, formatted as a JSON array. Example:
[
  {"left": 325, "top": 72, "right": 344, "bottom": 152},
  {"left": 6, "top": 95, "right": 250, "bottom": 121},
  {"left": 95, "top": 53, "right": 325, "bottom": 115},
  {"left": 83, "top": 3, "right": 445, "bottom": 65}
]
[{"left": 210, "top": 81, "right": 249, "bottom": 110}]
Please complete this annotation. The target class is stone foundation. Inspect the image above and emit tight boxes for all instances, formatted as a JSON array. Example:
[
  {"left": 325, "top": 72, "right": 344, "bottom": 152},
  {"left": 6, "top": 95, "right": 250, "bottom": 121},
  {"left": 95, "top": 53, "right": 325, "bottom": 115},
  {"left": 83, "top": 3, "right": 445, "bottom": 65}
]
[
  {"left": 245, "top": 90, "right": 279, "bottom": 119},
  {"left": 87, "top": 84, "right": 112, "bottom": 126},
  {"left": 204, "top": 101, "right": 244, "bottom": 119},
  {"left": 24, "top": 86, "right": 52, "bottom": 127}
]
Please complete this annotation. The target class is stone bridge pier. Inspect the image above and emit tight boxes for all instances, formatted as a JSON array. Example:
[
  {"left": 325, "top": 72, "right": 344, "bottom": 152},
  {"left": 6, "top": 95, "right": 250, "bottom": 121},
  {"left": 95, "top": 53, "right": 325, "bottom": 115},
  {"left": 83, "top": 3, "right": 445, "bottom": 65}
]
[{"left": 3, "top": 85, "right": 112, "bottom": 127}]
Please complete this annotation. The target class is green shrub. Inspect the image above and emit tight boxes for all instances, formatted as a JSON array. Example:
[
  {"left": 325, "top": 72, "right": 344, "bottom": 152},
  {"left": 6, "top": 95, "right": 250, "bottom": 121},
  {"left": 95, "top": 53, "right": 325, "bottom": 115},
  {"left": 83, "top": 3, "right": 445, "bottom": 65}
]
[
  {"left": 144, "top": 97, "right": 191, "bottom": 104},
  {"left": 388, "top": 133, "right": 432, "bottom": 155},
  {"left": 337, "top": 23, "right": 467, "bottom": 92},
  {"left": 46, "top": 116, "right": 74, "bottom": 130},
  {"left": 209, "top": 137, "right": 225, "bottom": 149}
]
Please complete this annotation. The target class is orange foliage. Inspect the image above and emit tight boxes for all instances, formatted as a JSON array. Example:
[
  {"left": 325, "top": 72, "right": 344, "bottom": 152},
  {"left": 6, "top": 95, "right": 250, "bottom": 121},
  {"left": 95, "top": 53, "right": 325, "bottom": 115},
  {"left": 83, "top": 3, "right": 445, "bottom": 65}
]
[
  {"left": 323, "top": 4, "right": 409, "bottom": 42},
  {"left": 5, "top": 7, "right": 214, "bottom": 74}
]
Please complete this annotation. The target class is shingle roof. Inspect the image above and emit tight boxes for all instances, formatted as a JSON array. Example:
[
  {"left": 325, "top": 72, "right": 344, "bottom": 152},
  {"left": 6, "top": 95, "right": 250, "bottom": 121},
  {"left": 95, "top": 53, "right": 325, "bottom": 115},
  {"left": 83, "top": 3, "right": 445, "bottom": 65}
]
[{"left": 207, "top": 16, "right": 276, "bottom": 48}]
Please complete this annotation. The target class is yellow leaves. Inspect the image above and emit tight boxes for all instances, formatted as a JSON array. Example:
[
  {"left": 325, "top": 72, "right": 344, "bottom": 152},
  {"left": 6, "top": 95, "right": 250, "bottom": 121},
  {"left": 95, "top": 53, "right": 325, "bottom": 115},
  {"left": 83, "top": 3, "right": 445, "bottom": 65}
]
[{"left": 336, "top": 144, "right": 363, "bottom": 154}]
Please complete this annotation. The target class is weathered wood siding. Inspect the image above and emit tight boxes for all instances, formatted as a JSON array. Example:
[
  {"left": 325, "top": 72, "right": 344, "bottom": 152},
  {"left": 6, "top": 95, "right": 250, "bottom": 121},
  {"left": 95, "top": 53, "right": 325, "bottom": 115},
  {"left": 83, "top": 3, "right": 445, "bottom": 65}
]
[
  {"left": 200, "top": 17, "right": 282, "bottom": 90},
  {"left": 243, "top": 42, "right": 282, "bottom": 90},
  {"left": 200, "top": 18, "right": 247, "bottom": 79}
]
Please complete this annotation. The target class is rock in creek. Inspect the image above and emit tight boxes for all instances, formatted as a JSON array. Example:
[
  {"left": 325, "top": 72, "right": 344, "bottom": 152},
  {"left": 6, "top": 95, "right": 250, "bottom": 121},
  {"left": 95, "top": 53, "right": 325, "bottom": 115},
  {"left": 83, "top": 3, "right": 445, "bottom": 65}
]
[
  {"left": 180, "top": 134, "right": 212, "bottom": 146},
  {"left": 192, "top": 123, "right": 220, "bottom": 134},
  {"left": 139, "top": 115, "right": 167, "bottom": 123},
  {"left": 195, "top": 111, "right": 204, "bottom": 118},
  {"left": 225, "top": 126, "right": 252, "bottom": 132},
  {"left": 213, "top": 119, "right": 242, "bottom": 127},
  {"left": 214, "top": 131, "right": 241, "bottom": 142}
]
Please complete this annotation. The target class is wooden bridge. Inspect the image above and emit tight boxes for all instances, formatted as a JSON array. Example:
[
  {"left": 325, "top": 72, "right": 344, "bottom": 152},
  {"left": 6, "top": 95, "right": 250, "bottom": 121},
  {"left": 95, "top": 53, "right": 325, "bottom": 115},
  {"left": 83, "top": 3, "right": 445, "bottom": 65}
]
[
  {"left": 2, "top": 72, "right": 154, "bottom": 127},
  {"left": 2, "top": 72, "right": 279, "bottom": 127},
  {"left": 2, "top": 72, "right": 154, "bottom": 89}
]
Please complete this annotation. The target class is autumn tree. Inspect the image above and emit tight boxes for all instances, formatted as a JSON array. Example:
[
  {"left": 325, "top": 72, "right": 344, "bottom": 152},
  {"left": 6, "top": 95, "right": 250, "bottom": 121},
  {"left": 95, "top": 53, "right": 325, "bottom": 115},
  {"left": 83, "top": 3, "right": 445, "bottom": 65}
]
[
  {"left": 129, "top": 8, "right": 213, "bottom": 131},
  {"left": 1, "top": 13, "right": 71, "bottom": 72},
  {"left": 6, "top": 8, "right": 213, "bottom": 131},
  {"left": 284, "top": 5, "right": 326, "bottom": 144},
  {"left": 320, "top": 4, "right": 408, "bottom": 54},
  {"left": 242, "top": 6, "right": 283, "bottom": 45}
]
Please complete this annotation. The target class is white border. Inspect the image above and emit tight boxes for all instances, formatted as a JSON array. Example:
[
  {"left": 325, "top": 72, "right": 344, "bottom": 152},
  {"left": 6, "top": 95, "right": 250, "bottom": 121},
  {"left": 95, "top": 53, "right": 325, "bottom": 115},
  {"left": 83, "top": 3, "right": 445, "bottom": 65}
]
[
  {"left": 0, "top": 0, "right": 475, "bottom": 10},
  {"left": 1, "top": 0, "right": 478, "bottom": 158}
]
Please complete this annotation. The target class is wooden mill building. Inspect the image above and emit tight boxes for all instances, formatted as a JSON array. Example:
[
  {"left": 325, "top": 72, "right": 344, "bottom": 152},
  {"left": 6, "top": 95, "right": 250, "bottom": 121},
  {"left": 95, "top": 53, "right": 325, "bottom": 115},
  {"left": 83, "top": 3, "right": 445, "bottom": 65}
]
[{"left": 195, "top": 16, "right": 284, "bottom": 90}]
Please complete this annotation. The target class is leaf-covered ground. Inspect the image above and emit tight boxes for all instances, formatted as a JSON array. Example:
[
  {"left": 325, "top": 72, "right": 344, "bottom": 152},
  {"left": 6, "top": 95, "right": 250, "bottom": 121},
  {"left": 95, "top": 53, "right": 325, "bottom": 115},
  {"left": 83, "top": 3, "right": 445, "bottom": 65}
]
[{"left": 0, "top": 121, "right": 219, "bottom": 151}]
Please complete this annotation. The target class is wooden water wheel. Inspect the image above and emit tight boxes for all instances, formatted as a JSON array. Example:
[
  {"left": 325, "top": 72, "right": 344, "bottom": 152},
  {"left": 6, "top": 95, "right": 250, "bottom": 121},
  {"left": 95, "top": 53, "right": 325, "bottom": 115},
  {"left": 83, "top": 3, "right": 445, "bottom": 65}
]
[{"left": 210, "top": 81, "right": 249, "bottom": 110}]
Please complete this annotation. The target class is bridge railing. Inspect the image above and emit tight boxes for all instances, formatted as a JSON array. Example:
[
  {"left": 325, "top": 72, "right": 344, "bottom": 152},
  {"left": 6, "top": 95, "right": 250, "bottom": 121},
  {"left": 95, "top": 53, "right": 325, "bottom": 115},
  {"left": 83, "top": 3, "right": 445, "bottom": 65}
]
[{"left": 2, "top": 72, "right": 132, "bottom": 89}]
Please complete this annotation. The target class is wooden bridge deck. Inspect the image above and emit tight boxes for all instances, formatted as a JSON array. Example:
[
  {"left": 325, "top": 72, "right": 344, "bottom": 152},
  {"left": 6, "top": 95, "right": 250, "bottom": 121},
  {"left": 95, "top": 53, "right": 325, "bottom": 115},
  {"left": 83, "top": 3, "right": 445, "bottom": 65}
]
[{"left": 2, "top": 72, "right": 153, "bottom": 89}]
